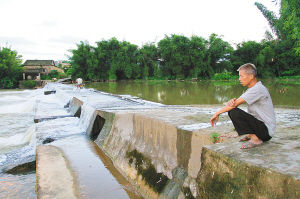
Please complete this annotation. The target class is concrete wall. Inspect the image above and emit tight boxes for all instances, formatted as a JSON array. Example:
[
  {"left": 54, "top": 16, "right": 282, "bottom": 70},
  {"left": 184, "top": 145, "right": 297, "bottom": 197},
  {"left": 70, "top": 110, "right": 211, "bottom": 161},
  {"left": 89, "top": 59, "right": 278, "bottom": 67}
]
[
  {"left": 89, "top": 109, "right": 216, "bottom": 199},
  {"left": 70, "top": 97, "right": 300, "bottom": 199}
]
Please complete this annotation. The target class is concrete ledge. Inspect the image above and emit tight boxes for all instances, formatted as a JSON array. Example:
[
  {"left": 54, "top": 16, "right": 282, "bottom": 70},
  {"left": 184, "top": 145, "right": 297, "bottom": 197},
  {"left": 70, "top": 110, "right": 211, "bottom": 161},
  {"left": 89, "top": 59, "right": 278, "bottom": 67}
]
[
  {"left": 36, "top": 90, "right": 300, "bottom": 199},
  {"left": 197, "top": 147, "right": 300, "bottom": 199},
  {"left": 36, "top": 145, "right": 79, "bottom": 199},
  {"left": 196, "top": 124, "right": 300, "bottom": 199},
  {"left": 69, "top": 97, "right": 83, "bottom": 117}
]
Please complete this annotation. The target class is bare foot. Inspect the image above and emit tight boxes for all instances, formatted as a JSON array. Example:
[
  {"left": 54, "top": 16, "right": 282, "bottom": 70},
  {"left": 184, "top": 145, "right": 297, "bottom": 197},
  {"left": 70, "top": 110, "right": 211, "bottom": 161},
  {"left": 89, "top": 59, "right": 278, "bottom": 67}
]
[{"left": 241, "top": 141, "right": 263, "bottom": 149}]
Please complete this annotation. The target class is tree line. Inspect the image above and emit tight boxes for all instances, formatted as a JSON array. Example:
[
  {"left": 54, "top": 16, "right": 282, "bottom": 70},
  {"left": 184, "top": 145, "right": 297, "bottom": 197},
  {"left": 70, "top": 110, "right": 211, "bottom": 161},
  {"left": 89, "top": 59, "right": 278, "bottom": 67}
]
[
  {"left": 68, "top": 0, "right": 299, "bottom": 81},
  {"left": 68, "top": 33, "right": 299, "bottom": 81},
  {"left": 0, "top": 0, "right": 299, "bottom": 88}
]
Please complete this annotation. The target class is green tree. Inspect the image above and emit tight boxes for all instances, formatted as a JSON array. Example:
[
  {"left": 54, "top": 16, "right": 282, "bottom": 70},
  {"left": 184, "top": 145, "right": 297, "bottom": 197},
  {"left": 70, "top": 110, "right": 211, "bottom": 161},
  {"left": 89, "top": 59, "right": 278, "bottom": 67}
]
[
  {"left": 189, "top": 35, "right": 206, "bottom": 78},
  {"left": 255, "top": 2, "right": 283, "bottom": 39},
  {"left": 110, "top": 40, "right": 139, "bottom": 80},
  {"left": 204, "top": 34, "right": 233, "bottom": 77},
  {"left": 255, "top": 1, "right": 300, "bottom": 77},
  {"left": 95, "top": 39, "right": 115, "bottom": 80},
  {"left": 255, "top": 40, "right": 276, "bottom": 77},
  {"left": 280, "top": 0, "right": 300, "bottom": 55},
  {"left": 231, "top": 41, "right": 263, "bottom": 73},
  {"left": 158, "top": 35, "right": 191, "bottom": 79},
  {"left": 69, "top": 41, "right": 98, "bottom": 81},
  {"left": 0, "top": 47, "right": 23, "bottom": 88},
  {"left": 138, "top": 43, "right": 160, "bottom": 79}
]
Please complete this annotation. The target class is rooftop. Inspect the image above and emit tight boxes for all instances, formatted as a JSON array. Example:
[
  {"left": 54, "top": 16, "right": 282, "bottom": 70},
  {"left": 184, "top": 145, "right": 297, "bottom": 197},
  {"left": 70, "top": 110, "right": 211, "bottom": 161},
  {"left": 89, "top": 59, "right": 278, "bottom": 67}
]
[{"left": 23, "top": 60, "right": 55, "bottom": 66}]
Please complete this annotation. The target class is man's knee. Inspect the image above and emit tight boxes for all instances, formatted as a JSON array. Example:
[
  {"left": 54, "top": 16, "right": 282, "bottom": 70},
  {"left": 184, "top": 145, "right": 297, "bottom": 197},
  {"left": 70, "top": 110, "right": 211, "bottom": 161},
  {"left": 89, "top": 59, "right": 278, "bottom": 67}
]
[{"left": 228, "top": 108, "right": 240, "bottom": 119}]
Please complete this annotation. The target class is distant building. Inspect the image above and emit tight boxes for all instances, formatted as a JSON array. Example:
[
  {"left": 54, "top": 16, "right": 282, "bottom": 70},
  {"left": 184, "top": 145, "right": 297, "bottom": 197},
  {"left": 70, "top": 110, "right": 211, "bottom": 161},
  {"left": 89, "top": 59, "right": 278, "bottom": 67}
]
[
  {"left": 57, "top": 60, "right": 71, "bottom": 69},
  {"left": 23, "top": 60, "right": 64, "bottom": 80},
  {"left": 61, "top": 62, "right": 71, "bottom": 68}
]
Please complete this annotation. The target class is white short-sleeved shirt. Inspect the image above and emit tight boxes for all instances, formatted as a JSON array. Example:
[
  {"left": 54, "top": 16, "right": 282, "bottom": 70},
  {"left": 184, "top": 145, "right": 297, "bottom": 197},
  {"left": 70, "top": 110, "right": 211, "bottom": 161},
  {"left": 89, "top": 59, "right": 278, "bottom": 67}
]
[
  {"left": 76, "top": 78, "right": 83, "bottom": 85},
  {"left": 240, "top": 81, "right": 276, "bottom": 136}
]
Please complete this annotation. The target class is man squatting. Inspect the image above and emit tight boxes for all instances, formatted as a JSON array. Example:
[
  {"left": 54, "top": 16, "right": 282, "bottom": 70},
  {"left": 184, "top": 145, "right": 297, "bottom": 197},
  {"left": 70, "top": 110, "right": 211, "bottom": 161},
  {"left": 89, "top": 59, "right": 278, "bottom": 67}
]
[{"left": 210, "top": 63, "right": 276, "bottom": 149}]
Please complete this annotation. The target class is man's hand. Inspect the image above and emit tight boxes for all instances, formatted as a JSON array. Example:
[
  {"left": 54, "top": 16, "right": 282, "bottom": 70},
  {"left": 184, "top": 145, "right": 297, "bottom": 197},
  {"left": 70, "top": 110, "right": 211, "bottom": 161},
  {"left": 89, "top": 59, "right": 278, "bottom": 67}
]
[
  {"left": 210, "top": 114, "right": 219, "bottom": 127},
  {"left": 226, "top": 98, "right": 236, "bottom": 107}
]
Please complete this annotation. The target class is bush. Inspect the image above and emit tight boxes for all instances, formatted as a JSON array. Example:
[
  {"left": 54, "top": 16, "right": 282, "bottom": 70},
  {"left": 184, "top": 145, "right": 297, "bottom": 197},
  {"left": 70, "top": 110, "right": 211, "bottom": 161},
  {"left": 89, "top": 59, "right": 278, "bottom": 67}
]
[
  {"left": 213, "top": 72, "right": 238, "bottom": 80},
  {"left": 41, "top": 75, "right": 51, "bottom": 80},
  {"left": 0, "top": 77, "right": 15, "bottom": 89},
  {"left": 49, "top": 70, "right": 59, "bottom": 78},
  {"left": 58, "top": 72, "right": 66, "bottom": 79},
  {"left": 278, "top": 75, "right": 300, "bottom": 80},
  {"left": 22, "top": 80, "right": 36, "bottom": 89},
  {"left": 40, "top": 71, "right": 66, "bottom": 80}
]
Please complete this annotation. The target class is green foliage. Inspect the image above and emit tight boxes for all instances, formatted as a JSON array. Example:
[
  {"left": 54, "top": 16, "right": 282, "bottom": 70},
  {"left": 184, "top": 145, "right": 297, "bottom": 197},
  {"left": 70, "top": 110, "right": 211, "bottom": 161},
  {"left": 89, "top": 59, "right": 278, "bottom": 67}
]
[
  {"left": 40, "top": 70, "right": 66, "bottom": 80},
  {"left": 68, "top": 24, "right": 299, "bottom": 81},
  {"left": 255, "top": 0, "right": 300, "bottom": 61},
  {"left": 213, "top": 72, "right": 237, "bottom": 80},
  {"left": 158, "top": 35, "right": 192, "bottom": 79},
  {"left": 22, "top": 80, "right": 36, "bottom": 89},
  {"left": 255, "top": 2, "right": 282, "bottom": 39},
  {"left": 210, "top": 132, "right": 220, "bottom": 144},
  {"left": 278, "top": 75, "right": 300, "bottom": 79},
  {"left": 138, "top": 43, "right": 160, "bottom": 79},
  {"left": 49, "top": 70, "right": 59, "bottom": 78},
  {"left": 280, "top": 0, "right": 300, "bottom": 55},
  {"left": 41, "top": 75, "right": 51, "bottom": 80},
  {"left": 0, "top": 77, "right": 14, "bottom": 88},
  {"left": 0, "top": 47, "right": 23, "bottom": 88}
]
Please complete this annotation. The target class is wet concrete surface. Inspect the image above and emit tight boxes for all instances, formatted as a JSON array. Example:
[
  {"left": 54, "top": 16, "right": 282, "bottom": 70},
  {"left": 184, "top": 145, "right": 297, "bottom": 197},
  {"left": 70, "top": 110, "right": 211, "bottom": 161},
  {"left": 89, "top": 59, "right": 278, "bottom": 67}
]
[
  {"left": 35, "top": 83, "right": 300, "bottom": 198},
  {"left": 49, "top": 135, "right": 142, "bottom": 199}
]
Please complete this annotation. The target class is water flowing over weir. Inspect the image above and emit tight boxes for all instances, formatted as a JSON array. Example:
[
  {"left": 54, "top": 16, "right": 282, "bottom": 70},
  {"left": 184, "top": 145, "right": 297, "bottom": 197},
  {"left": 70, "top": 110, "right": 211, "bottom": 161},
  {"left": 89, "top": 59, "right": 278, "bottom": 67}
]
[
  {"left": 34, "top": 83, "right": 145, "bottom": 198},
  {"left": 0, "top": 84, "right": 143, "bottom": 198},
  {"left": 1, "top": 82, "right": 300, "bottom": 199},
  {"left": 0, "top": 89, "right": 38, "bottom": 198}
]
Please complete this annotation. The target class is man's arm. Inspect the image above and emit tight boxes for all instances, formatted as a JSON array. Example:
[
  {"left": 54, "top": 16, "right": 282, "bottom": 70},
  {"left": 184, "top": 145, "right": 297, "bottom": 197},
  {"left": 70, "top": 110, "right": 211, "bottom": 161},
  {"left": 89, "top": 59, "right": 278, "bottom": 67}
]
[{"left": 210, "top": 98, "right": 246, "bottom": 127}]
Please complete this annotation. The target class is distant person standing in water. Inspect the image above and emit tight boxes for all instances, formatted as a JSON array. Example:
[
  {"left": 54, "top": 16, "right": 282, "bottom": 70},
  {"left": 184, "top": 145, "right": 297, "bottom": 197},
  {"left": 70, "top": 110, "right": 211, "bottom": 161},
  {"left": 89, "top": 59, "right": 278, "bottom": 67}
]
[
  {"left": 210, "top": 63, "right": 276, "bottom": 149},
  {"left": 76, "top": 77, "right": 83, "bottom": 88}
]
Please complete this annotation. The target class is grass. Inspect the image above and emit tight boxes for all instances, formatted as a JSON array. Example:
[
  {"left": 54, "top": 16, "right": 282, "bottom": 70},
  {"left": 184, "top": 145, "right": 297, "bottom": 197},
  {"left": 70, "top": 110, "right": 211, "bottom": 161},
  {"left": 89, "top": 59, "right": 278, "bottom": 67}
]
[{"left": 210, "top": 132, "right": 221, "bottom": 144}]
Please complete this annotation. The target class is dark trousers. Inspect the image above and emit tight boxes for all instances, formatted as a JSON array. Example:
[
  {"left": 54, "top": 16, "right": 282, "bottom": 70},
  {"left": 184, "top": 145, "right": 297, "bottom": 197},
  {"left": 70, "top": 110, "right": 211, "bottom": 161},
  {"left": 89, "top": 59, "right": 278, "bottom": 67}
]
[{"left": 228, "top": 108, "right": 272, "bottom": 142}]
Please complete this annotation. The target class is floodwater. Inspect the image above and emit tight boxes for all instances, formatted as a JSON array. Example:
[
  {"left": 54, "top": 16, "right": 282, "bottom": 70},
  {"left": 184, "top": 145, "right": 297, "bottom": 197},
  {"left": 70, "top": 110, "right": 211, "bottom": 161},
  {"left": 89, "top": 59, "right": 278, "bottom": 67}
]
[
  {"left": 0, "top": 84, "right": 142, "bottom": 199},
  {"left": 86, "top": 80, "right": 300, "bottom": 107},
  {"left": 0, "top": 80, "right": 299, "bottom": 198},
  {"left": 0, "top": 89, "right": 37, "bottom": 198}
]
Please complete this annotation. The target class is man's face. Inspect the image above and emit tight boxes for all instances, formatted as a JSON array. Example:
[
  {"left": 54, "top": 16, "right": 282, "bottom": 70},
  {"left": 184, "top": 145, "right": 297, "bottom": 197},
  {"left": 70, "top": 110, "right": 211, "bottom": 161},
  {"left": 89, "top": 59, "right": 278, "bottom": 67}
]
[{"left": 239, "top": 69, "right": 254, "bottom": 87}]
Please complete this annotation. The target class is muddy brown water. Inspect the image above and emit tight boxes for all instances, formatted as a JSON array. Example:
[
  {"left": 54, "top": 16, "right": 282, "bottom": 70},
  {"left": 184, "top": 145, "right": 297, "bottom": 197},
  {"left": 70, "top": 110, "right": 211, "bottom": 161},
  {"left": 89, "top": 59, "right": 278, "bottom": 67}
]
[
  {"left": 86, "top": 80, "right": 300, "bottom": 107},
  {"left": 51, "top": 135, "right": 142, "bottom": 199}
]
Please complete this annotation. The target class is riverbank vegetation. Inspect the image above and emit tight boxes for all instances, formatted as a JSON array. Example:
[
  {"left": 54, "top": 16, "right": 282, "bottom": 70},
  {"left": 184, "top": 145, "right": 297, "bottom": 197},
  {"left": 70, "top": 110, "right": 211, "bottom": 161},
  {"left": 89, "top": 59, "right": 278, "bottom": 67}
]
[
  {"left": 0, "top": 1, "right": 299, "bottom": 88},
  {"left": 68, "top": 1, "right": 299, "bottom": 82},
  {"left": 0, "top": 47, "right": 23, "bottom": 88}
]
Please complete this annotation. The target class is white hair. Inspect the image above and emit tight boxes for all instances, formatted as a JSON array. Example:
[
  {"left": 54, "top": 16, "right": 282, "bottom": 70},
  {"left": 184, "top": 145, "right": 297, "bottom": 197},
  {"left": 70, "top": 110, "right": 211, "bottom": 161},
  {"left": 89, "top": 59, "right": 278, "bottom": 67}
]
[{"left": 237, "top": 63, "right": 257, "bottom": 77}]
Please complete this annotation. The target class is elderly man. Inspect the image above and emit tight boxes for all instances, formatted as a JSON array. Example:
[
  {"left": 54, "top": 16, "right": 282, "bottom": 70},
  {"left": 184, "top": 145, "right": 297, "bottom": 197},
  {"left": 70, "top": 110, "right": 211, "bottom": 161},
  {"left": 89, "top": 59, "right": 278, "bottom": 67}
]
[{"left": 210, "top": 63, "right": 276, "bottom": 149}]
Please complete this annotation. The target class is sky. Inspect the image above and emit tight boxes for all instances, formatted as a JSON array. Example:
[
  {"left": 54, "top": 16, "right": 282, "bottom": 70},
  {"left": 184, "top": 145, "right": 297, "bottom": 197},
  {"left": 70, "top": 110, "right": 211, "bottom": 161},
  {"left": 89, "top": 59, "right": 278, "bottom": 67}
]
[{"left": 0, "top": 0, "right": 279, "bottom": 62}]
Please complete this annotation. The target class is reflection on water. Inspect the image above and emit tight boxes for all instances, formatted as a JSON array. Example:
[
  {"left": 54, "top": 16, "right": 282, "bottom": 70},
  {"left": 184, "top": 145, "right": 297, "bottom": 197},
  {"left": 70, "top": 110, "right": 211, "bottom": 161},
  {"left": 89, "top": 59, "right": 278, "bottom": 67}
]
[
  {"left": 52, "top": 135, "right": 142, "bottom": 199},
  {"left": 86, "top": 80, "right": 300, "bottom": 107}
]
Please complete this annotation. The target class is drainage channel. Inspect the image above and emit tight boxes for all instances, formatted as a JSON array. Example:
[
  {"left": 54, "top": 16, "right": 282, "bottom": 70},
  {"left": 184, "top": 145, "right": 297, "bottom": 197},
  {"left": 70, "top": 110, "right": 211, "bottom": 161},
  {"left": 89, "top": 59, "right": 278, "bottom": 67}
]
[{"left": 48, "top": 134, "right": 142, "bottom": 199}]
